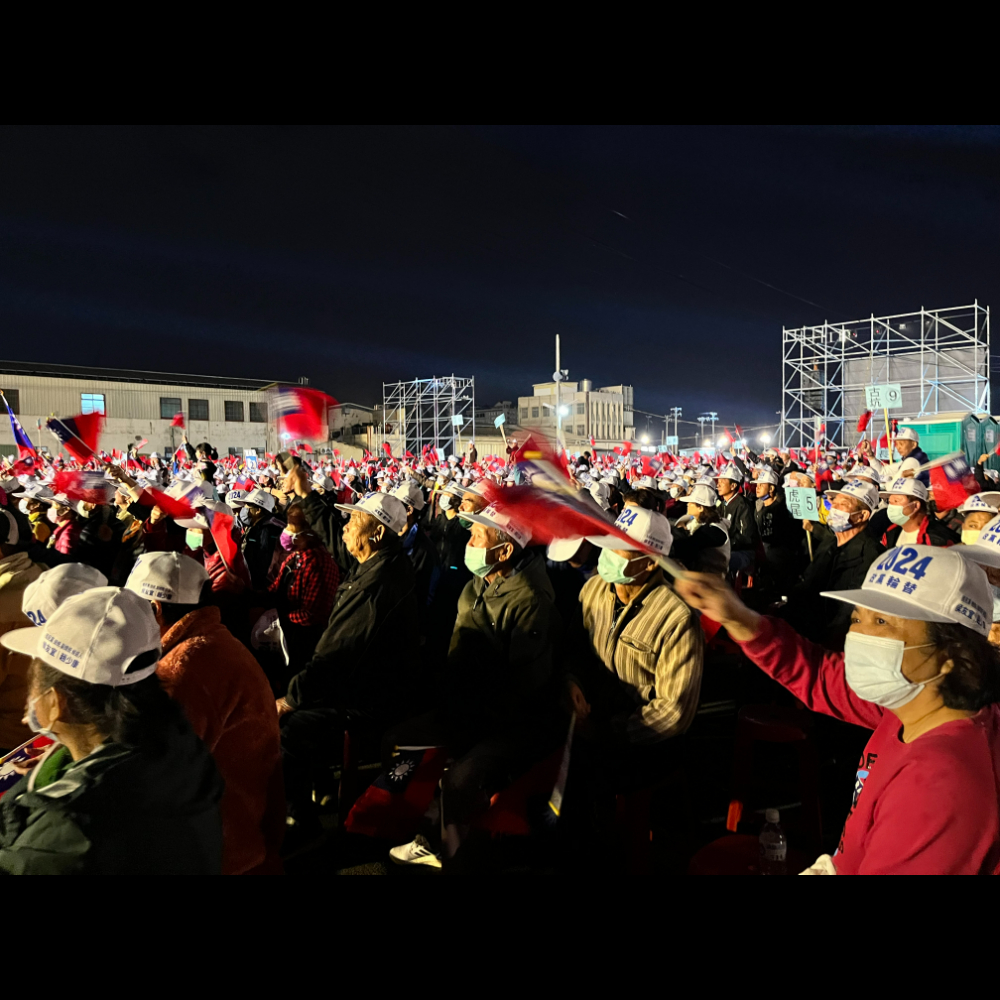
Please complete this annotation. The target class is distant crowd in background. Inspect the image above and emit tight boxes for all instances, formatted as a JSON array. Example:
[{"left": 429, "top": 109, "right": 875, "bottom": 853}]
[{"left": 1, "top": 410, "right": 999, "bottom": 875}]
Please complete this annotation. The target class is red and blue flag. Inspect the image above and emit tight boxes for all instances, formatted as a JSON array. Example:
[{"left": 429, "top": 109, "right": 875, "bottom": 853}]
[{"left": 46, "top": 412, "right": 104, "bottom": 463}]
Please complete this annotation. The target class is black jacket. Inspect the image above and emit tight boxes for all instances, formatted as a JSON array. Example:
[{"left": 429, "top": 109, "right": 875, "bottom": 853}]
[
  {"left": 724, "top": 493, "right": 759, "bottom": 553},
  {"left": 299, "top": 491, "right": 355, "bottom": 574},
  {"left": 239, "top": 514, "right": 285, "bottom": 590},
  {"left": 401, "top": 522, "right": 436, "bottom": 613},
  {"left": 286, "top": 540, "right": 419, "bottom": 720},
  {"left": 786, "top": 529, "right": 884, "bottom": 644}
]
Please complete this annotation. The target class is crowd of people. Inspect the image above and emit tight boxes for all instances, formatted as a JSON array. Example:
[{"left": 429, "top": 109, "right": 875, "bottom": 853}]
[{"left": 1, "top": 424, "right": 999, "bottom": 874}]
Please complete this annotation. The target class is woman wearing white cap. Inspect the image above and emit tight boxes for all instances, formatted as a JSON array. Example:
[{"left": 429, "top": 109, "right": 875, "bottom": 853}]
[
  {"left": 0, "top": 588, "right": 223, "bottom": 874},
  {"left": 671, "top": 484, "right": 730, "bottom": 575},
  {"left": 678, "top": 545, "right": 1000, "bottom": 874}
]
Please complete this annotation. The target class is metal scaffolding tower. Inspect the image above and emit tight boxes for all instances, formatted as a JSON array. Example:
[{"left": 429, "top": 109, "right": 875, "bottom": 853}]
[
  {"left": 781, "top": 302, "right": 990, "bottom": 449},
  {"left": 381, "top": 376, "right": 475, "bottom": 458}
]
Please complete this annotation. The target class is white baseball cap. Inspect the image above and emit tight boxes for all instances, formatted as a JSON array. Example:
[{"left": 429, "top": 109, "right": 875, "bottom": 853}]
[
  {"left": 719, "top": 464, "right": 744, "bottom": 483},
  {"left": 633, "top": 475, "right": 657, "bottom": 490},
  {"left": 826, "top": 478, "right": 879, "bottom": 511},
  {"left": 125, "top": 551, "right": 211, "bottom": 605},
  {"left": 22, "top": 563, "right": 109, "bottom": 626},
  {"left": 589, "top": 481, "right": 612, "bottom": 510},
  {"left": 679, "top": 484, "right": 719, "bottom": 507},
  {"left": 823, "top": 544, "right": 990, "bottom": 635},
  {"left": 588, "top": 505, "right": 673, "bottom": 554},
  {"left": 334, "top": 492, "right": 408, "bottom": 535},
  {"left": 844, "top": 464, "right": 879, "bottom": 483},
  {"left": 958, "top": 494, "right": 999, "bottom": 515},
  {"left": 879, "top": 476, "right": 929, "bottom": 501},
  {"left": 547, "top": 537, "right": 586, "bottom": 562},
  {"left": 226, "top": 489, "right": 248, "bottom": 507},
  {"left": 390, "top": 480, "right": 426, "bottom": 511},
  {"left": 461, "top": 503, "right": 532, "bottom": 549},
  {"left": 243, "top": 487, "right": 276, "bottom": 513},
  {"left": 755, "top": 468, "right": 780, "bottom": 487},
  {"left": 895, "top": 427, "right": 919, "bottom": 443},
  {"left": 0, "top": 587, "right": 162, "bottom": 686}
]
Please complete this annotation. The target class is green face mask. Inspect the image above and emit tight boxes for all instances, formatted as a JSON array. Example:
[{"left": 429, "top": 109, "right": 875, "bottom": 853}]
[
  {"left": 186, "top": 530, "right": 204, "bottom": 550},
  {"left": 464, "top": 542, "right": 503, "bottom": 577},
  {"left": 597, "top": 548, "right": 642, "bottom": 585},
  {"left": 458, "top": 517, "right": 472, "bottom": 529}
]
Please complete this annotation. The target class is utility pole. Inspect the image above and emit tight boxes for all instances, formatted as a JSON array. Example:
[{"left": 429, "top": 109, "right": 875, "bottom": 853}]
[
  {"left": 670, "top": 406, "right": 682, "bottom": 442},
  {"left": 697, "top": 415, "right": 709, "bottom": 449}
]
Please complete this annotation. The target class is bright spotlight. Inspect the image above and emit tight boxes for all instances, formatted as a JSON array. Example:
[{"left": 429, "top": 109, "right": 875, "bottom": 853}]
[
  {"left": 557, "top": 406, "right": 569, "bottom": 417},
  {"left": 641, "top": 434, "right": 649, "bottom": 444},
  {"left": 759, "top": 432, "right": 771, "bottom": 444}
]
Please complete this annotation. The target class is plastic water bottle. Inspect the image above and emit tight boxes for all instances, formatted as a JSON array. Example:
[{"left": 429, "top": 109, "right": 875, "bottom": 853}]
[{"left": 759, "top": 808, "right": 787, "bottom": 875}]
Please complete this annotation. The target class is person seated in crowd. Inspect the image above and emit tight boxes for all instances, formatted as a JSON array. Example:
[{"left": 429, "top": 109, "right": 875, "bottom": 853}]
[
  {"left": 388, "top": 504, "right": 564, "bottom": 868},
  {"left": 573, "top": 506, "right": 703, "bottom": 777},
  {"left": 716, "top": 463, "right": 759, "bottom": 575},
  {"left": 753, "top": 466, "right": 804, "bottom": 595},
  {"left": 276, "top": 490, "right": 418, "bottom": 849},
  {"left": 390, "top": 480, "right": 435, "bottom": 615},
  {"left": 11, "top": 486, "right": 52, "bottom": 545},
  {"left": 238, "top": 488, "right": 285, "bottom": 589},
  {"left": 785, "top": 479, "right": 884, "bottom": 647},
  {"left": 267, "top": 503, "right": 339, "bottom": 675},
  {"left": 125, "top": 552, "right": 284, "bottom": 875},
  {"left": 869, "top": 476, "right": 958, "bottom": 548},
  {"left": 957, "top": 495, "right": 1000, "bottom": 546},
  {"left": 0, "top": 509, "right": 46, "bottom": 754},
  {"left": 546, "top": 536, "right": 600, "bottom": 625},
  {"left": 892, "top": 427, "right": 930, "bottom": 484},
  {"left": 42, "top": 497, "right": 81, "bottom": 556},
  {"left": 0, "top": 587, "right": 223, "bottom": 874},
  {"left": 671, "top": 483, "right": 730, "bottom": 575},
  {"left": 677, "top": 545, "right": 1000, "bottom": 874}
]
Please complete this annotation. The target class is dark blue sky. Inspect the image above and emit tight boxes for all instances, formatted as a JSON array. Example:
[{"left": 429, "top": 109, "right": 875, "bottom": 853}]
[{"left": 2, "top": 126, "right": 997, "bottom": 441}]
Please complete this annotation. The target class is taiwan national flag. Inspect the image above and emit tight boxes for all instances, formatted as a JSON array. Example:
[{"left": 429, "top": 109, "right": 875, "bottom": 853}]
[
  {"left": 269, "top": 386, "right": 336, "bottom": 442},
  {"left": 344, "top": 746, "right": 448, "bottom": 840},
  {"left": 46, "top": 413, "right": 104, "bottom": 463},
  {"left": 929, "top": 454, "right": 980, "bottom": 511},
  {"left": 52, "top": 471, "right": 113, "bottom": 504},
  {"left": 2, "top": 392, "right": 38, "bottom": 471}
]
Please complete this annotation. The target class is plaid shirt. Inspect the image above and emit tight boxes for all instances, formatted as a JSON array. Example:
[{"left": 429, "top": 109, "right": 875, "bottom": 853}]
[{"left": 270, "top": 542, "right": 340, "bottom": 626}]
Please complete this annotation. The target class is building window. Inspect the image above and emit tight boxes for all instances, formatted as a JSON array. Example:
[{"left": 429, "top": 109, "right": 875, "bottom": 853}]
[
  {"left": 576, "top": 403, "right": 585, "bottom": 414},
  {"left": 160, "top": 397, "right": 181, "bottom": 420},
  {"left": 521, "top": 408, "right": 528, "bottom": 420},
  {"left": 0, "top": 389, "right": 19, "bottom": 414},
  {"left": 224, "top": 401, "right": 244, "bottom": 422},
  {"left": 531, "top": 407, "right": 540, "bottom": 418},
  {"left": 577, "top": 424, "right": 585, "bottom": 436},
  {"left": 81, "top": 393, "right": 105, "bottom": 415},
  {"left": 189, "top": 398, "right": 209, "bottom": 421},
  {"left": 228, "top": 447, "right": 238, "bottom": 456},
  {"left": 249, "top": 401, "right": 268, "bottom": 423}
]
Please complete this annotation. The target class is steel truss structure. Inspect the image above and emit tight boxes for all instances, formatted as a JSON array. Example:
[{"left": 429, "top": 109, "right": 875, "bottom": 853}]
[
  {"left": 382, "top": 376, "right": 475, "bottom": 459},
  {"left": 781, "top": 302, "right": 990, "bottom": 449}
]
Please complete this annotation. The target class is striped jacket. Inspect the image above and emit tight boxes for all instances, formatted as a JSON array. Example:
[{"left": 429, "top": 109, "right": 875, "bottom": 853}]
[{"left": 580, "top": 569, "right": 703, "bottom": 743}]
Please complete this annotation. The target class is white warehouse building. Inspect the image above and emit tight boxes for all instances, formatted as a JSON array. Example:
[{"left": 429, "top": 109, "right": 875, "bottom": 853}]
[
  {"left": 518, "top": 380, "right": 634, "bottom": 448},
  {"left": 0, "top": 361, "right": 328, "bottom": 459}
]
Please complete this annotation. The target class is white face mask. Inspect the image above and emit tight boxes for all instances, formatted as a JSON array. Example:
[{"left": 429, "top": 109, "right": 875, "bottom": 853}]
[
  {"left": 843, "top": 632, "right": 941, "bottom": 709},
  {"left": 46, "top": 507, "right": 61, "bottom": 524},
  {"left": 18, "top": 499, "right": 31, "bottom": 515}
]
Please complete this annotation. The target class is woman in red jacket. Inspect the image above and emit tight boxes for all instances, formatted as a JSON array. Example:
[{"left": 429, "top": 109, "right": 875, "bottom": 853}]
[{"left": 677, "top": 544, "right": 1000, "bottom": 875}]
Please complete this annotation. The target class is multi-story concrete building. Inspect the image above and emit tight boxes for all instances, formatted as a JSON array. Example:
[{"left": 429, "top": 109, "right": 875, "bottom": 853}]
[
  {"left": 517, "top": 381, "right": 634, "bottom": 448},
  {"left": 0, "top": 360, "right": 327, "bottom": 459},
  {"left": 475, "top": 400, "right": 518, "bottom": 428}
]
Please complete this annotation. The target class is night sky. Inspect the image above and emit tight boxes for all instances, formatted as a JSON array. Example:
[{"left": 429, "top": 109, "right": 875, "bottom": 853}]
[{"left": 2, "top": 126, "right": 997, "bottom": 443}]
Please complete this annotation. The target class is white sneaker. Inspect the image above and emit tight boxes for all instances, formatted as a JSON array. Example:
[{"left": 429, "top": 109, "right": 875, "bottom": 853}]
[{"left": 389, "top": 834, "right": 442, "bottom": 868}]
